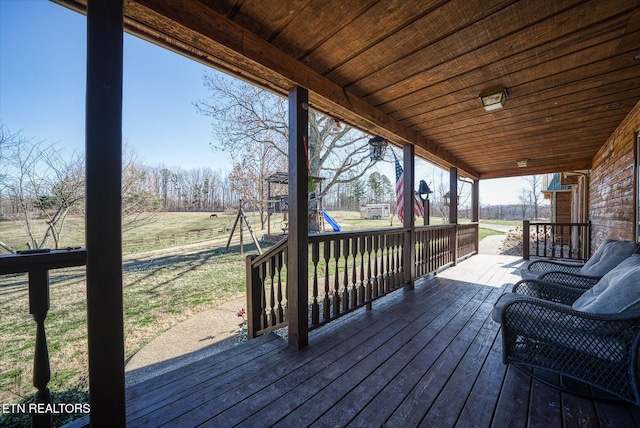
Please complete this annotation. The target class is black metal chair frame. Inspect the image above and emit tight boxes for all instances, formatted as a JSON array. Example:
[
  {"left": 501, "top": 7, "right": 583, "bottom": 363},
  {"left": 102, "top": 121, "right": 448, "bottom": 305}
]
[{"left": 496, "top": 282, "right": 640, "bottom": 406}]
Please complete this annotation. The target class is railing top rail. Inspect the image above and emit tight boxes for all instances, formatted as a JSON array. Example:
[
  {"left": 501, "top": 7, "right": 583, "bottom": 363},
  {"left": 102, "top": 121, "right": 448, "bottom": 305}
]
[
  {"left": 0, "top": 248, "right": 87, "bottom": 275},
  {"left": 525, "top": 221, "right": 591, "bottom": 227},
  {"left": 308, "top": 227, "right": 410, "bottom": 243},
  {"left": 250, "top": 236, "right": 288, "bottom": 266},
  {"left": 415, "top": 223, "right": 459, "bottom": 231}
]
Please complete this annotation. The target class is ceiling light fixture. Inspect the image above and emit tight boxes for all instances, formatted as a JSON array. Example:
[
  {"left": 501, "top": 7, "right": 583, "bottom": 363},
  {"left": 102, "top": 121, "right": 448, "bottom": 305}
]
[{"left": 480, "top": 88, "right": 508, "bottom": 112}]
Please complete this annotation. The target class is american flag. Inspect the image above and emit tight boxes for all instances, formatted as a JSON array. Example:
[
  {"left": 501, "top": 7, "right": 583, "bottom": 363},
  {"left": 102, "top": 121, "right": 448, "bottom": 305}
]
[{"left": 393, "top": 151, "right": 424, "bottom": 222}]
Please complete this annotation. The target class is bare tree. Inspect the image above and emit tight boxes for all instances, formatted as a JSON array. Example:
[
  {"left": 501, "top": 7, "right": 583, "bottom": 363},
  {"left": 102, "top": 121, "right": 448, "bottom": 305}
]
[
  {"left": 121, "top": 148, "right": 163, "bottom": 232},
  {"left": 517, "top": 189, "right": 531, "bottom": 219},
  {"left": 228, "top": 142, "right": 287, "bottom": 228},
  {"left": 1, "top": 128, "right": 84, "bottom": 252},
  {"left": 524, "top": 175, "right": 543, "bottom": 220},
  {"left": 195, "top": 72, "right": 375, "bottom": 198}
]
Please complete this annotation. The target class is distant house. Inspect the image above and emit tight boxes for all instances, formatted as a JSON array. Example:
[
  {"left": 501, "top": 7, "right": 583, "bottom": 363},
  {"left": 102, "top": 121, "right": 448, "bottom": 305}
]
[{"left": 542, "top": 172, "right": 586, "bottom": 225}]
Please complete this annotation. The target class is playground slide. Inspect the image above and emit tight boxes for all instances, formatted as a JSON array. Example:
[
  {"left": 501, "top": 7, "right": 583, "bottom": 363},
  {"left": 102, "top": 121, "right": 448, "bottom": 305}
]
[{"left": 322, "top": 209, "right": 341, "bottom": 232}]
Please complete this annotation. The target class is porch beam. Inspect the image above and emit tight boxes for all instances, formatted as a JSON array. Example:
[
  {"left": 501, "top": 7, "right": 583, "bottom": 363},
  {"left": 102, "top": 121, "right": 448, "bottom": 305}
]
[
  {"left": 287, "top": 86, "right": 309, "bottom": 349},
  {"left": 85, "top": 0, "right": 126, "bottom": 425},
  {"left": 403, "top": 144, "right": 416, "bottom": 289}
]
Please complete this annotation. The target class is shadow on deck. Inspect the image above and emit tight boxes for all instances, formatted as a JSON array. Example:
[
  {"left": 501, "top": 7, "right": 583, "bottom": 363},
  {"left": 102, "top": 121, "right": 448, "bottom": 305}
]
[{"left": 118, "top": 255, "right": 640, "bottom": 427}]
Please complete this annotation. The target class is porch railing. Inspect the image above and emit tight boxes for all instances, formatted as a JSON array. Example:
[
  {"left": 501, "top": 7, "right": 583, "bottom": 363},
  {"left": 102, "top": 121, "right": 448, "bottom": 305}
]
[
  {"left": 246, "top": 223, "right": 478, "bottom": 339},
  {"left": 0, "top": 248, "right": 87, "bottom": 428},
  {"left": 522, "top": 220, "right": 591, "bottom": 261}
]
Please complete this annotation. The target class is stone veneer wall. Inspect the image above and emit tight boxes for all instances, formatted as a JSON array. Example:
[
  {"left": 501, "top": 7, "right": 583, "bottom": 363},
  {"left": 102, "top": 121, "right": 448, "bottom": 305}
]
[{"left": 589, "top": 100, "right": 640, "bottom": 250}]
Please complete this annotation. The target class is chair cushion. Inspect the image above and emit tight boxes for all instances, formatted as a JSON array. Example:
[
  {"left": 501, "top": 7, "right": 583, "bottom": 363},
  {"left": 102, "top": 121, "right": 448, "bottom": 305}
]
[
  {"left": 576, "top": 239, "right": 640, "bottom": 277},
  {"left": 572, "top": 254, "right": 640, "bottom": 313},
  {"left": 520, "top": 268, "right": 544, "bottom": 281}
]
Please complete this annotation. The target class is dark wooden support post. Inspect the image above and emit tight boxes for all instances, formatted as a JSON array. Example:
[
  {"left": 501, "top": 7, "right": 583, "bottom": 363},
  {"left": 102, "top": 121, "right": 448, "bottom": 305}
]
[
  {"left": 523, "top": 220, "right": 530, "bottom": 260},
  {"left": 472, "top": 179, "right": 480, "bottom": 252},
  {"left": 246, "top": 254, "right": 261, "bottom": 339},
  {"left": 403, "top": 144, "right": 416, "bottom": 289},
  {"left": 85, "top": 1, "right": 126, "bottom": 425},
  {"left": 287, "top": 85, "right": 309, "bottom": 349},
  {"left": 449, "top": 168, "right": 458, "bottom": 224},
  {"left": 450, "top": 167, "right": 458, "bottom": 265}
]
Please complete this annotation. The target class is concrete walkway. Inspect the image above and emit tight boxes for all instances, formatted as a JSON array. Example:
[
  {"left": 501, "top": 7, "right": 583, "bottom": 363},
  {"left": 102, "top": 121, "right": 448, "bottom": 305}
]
[
  {"left": 479, "top": 235, "right": 506, "bottom": 255},
  {"left": 125, "top": 296, "right": 246, "bottom": 386}
]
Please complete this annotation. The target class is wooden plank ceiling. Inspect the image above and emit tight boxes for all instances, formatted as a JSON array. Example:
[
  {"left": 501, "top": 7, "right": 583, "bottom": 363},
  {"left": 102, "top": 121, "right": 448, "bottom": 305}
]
[{"left": 54, "top": 0, "right": 640, "bottom": 180}]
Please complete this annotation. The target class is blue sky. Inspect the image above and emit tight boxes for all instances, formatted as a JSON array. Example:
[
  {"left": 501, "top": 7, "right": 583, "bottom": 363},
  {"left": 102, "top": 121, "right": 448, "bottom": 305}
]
[
  {"left": 1, "top": 0, "right": 226, "bottom": 171},
  {"left": 0, "top": 0, "right": 530, "bottom": 205}
]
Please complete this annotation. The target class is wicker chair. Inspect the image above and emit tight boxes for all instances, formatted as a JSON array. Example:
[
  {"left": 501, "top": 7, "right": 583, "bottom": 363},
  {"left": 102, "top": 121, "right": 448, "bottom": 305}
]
[
  {"left": 494, "top": 254, "right": 640, "bottom": 405},
  {"left": 511, "top": 278, "right": 589, "bottom": 305},
  {"left": 520, "top": 239, "right": 639, "bottom": 281}
]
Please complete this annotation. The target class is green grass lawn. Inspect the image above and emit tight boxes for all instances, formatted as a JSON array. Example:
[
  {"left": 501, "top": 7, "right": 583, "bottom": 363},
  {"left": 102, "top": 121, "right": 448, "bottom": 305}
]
[
  {"left": 0, "top": 210, "right": 503, "bottom": 412},
  {"left": 479, "top": 227, "right": 505, "bottom": 240}
]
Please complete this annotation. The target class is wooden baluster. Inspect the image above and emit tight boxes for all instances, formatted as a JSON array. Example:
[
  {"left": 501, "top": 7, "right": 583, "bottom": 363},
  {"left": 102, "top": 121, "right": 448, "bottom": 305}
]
[
  {"left": 451, "top": 226, "right": 456, "bottom": 264},
  {"left": 323, "top": 242, "right": 331, "bottom": 321},
  {"left": 275, "top": 250, "right": 285, "bottom": 324},
  {"left": 385, "top": 234, "right": 392, "bottom": 292},
  {"left": 282, "top": 247, "right": 288, "bottom": 321},
  {"left": 392, "top": 233, "right": 399, "bottom": 289},
  {"left": 375, "top": 235, "right": 383, "bottom": 296},
  {"left": 431, "top": 229, "right": 436, "bottom": 273},
  {"left": 350, "top": 237, "right": 358, "bottom": 308},
  {"left": 427, "top": 230, "right": 432, "bottom": 274},
  {"left": 395, "top": 234, "right": 404, "bottom": 282},
  {"left": 435, "top": 229, "right": 440, "bottom": 270},
  {"left": 398, "top": 233, "right": 404, "bottom": 281},
  {"left": 448, "top": 228, "right": 452, "bottom": 264},
  {"left": 358, "top": 236, "right": 366, "bottom": 306},
  {"left": 391, "top": 234, "right": 399, "bottom": 286},
  {"left": 29, "top": 269, "right": 53, "bottom": 428},
  {"left": 268, "top": 257, "right": 277, "bottom": 327},
  {"left": 416, "top": 231, "right": 426, "bottom": 276},
  {"left": 342, "top": 238, "right": 350, "bottom": 312},
  {"left": 259, "top": 262, "right": 268, "bottom": 330},
  {"left": 385, "top": 234, "right": 392, "bottom": 291},
  {"left": 432, "top": 229, "right": 438, "bottom": 272},
  {"left": 311, "top": 241, "right": 320, "bottom": 325},
  {"left": 439, "top": 229, "right": 444, "bottom": 266},
  {"left": 366, "top": 235, "right": 373, "bottom": 308},
  {"left": 378, "top": 235, "right": 385, "bottom": 295},
  {"left": 371, "top": 235, "right": 379, "bottom": 299},
  {"left": 412, "top": 231, "right": 418, "bottom": 278},
  {"left": 425, "top": 230, "right": 429, "bottom": 274},
  {"left": 380, "top": 234, "right": 387, "bottom": 294},
  {"left": 333, "top": 238, "right": 341, "bottom": 317}
]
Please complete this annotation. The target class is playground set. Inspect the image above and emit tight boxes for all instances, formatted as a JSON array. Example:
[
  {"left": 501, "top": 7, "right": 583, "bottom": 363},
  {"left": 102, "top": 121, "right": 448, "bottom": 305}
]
[
  {"left": 226, "top": 172, "right": 341, "bottom": 252},
  {"left": 263, "top": 172, "right": 341, "bottom": 242}
]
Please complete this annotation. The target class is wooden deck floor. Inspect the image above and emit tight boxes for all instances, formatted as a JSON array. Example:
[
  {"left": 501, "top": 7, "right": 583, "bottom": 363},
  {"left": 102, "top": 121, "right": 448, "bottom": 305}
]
[{"left": 123, "top": 255, "right": 640, "bottom": 427}]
